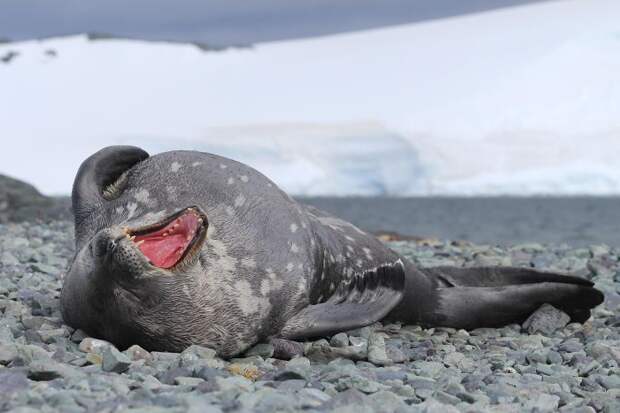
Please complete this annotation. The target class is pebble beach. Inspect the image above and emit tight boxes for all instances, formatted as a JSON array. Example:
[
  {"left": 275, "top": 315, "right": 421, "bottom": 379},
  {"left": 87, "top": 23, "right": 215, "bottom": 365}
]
[{"left": 1, "top": 220, "right": 619, "bottom": 413}]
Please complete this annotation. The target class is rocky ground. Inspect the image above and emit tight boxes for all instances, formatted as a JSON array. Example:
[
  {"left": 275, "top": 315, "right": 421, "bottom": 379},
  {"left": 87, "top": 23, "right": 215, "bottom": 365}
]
[
  {"left": 0, "top": 174, "right": 71, "bottom": 223},
  {"left": 0, "top": 221, "right": 619, "bottom": 413}
]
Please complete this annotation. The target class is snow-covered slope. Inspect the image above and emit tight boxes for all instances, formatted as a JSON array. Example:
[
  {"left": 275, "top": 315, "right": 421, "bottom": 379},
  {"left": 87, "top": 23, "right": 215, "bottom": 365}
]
[{"left": 0, "top": 0, "right": 618, "bottom": 195}]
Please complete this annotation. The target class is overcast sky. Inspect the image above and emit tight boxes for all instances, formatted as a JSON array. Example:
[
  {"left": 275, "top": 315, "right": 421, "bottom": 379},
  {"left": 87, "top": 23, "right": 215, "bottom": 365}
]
[{"left": 1, "top": 0, "right": 549, "bottom": 46}]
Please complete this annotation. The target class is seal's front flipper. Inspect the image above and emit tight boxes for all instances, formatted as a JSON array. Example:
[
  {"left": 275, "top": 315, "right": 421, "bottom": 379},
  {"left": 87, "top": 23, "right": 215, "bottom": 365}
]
[
  {"left": 72, "top": 146, "right": 149, "bottom": 247},
  {"left": 279, "top": 263, "right": 405, "bottom": 340},
  {"left": 391, "top": 266, "right": 604, "bottom": 330}
]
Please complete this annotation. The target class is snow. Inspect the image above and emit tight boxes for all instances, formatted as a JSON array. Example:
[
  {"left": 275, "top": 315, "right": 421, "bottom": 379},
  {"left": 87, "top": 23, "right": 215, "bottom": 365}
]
[{"left": 0, "top": 0, "right": 618, "bottom": 196}]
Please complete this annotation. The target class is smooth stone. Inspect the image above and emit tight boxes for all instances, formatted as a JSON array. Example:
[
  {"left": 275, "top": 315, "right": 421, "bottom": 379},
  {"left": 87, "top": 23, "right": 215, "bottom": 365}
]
[
  {"left": 0, "top": 343, "right": 18, "bottom": 365},
  {"left": 297, "top": 388, "right": 331, "bottom": 408},
  {"left": 78, "top": 337, "right": 112, "bottom": 354},
  {"left": 196, "top": 366, "right": 229, "bottom": 381},
  {"left": 29, "top": 263, "right": 57, "bottom": 274},
  {"left": 1, "top": 251, "right": 19, "bottom": 266},
  {"left": 215, "top": 375, "right": 254, "bottom": 393},
  {"left": 523, "top": 393, "right": 560, "bottom": 412},
  {"left": 101, "top": 346, "right": 131, "bottom": 373},
  {"left": 174, "top": 376, "right": 204, "bottom": 387},
  {"left": 406, "top": 375, "right": 436, "bottom": 389},
  {"left": 523, "top": 304, "right": 571, "bottom": 335},
  {"left": 0, "top": 370, "right": 29, "bottom": 394},
  {"left": 180, "top": 344, "right": 217, "bottom": 360},
  {"left": 86, "top": 352, "right": 103, "bottom": 366},
  {"left": 270, "top": 338, "right": 305, "bottom": 360},
  {"left": 156, "top": 367, "right": 194, "bottom": 386},
  {"left": 125, "top": 344, "right": 152, "bottom": 362},
  {"left": 368, "top": 390, "right": 408, "bottom": 411},
  {"left": 322, "top": 388, "right": 370, "bottom": 410},
  {"left": 597, "top": 374, "right": 620, "bottom": 389},
  {"left": 330, "top": 333, "right": 350, "bottom": 348},
  {"left": 70, "top": 329, "right": 88, "bottom": 343},
  {"left": 245, "top": 343, "right": 274, "bottom": 358},
  {"left": 38, "top": 327, "right": 69, "bottom": 344},
  {"left": 367, "top": 333, "right": 392, "bottom": 366}
]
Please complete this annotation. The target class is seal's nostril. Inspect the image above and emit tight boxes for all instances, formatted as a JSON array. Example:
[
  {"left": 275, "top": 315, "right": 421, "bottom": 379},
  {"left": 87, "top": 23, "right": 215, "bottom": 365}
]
[{"left": 108, "top": 239, "right": 117, "bottom": 252}]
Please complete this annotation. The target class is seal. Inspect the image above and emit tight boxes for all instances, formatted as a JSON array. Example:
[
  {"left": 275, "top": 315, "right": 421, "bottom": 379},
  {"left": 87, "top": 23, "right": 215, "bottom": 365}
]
[{"left": 61, "top": 146, "right": 604, "bottom": 357}]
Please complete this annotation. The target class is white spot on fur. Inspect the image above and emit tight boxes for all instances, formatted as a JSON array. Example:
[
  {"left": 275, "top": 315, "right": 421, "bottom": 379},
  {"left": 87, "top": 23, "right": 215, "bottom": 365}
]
[
  {"left": 290, "top": 223, "right": 298, "bottom": 233},
  {"left": 310, "top": 239, "right": 315, "bottom": 247},
  {"left": 347, "top": 245, "right": 354, "bottom": 252},
  {"left": 126, "top": 202, "right": 138, "bottom": 219},
  {"left": 363, "top": 247, "right": 373, "bottom": 260},
  {"left": 206, "top": 225, "right": 217, "bottom": 238},
  {"left": 301, "top": 222, "right": 307, "bottom": 229},
  {"left": 170, "top": 162, "right": 182, "bottom": 172},
  {"left": 267, "top": 183, "right": 273, "bottom": 187},
  {"left": 356, "top": 259, "right": 363, "bottom": 268},
  {"left": 286, "top": 262, "right": 294, "bottom": 271},
  {"left": 227, "top": 177, "right": 235, "bottom": 185},
  {"left": 235, "top": 280, "right": 269, "bottom": 316},
  {"left": 266, "top": 268, "right": 285, "bottom": 290},
  {"left": 345, "top": 235, "right": 355, "bottom": 242},
  {"left": 225, "top": 206, "right": 235, "bottom": 216},
  {"left": 234, "top": 194, "right": 246, "bottom": 208},
  {"left": 115, "top": 206, "right": 124, "bottom": 214},
  {"left": 260, "top": 279, "right": 271, "bottom": 296},
  {"left": 298, "top": 278, "right": 307, "bottom": 293},
  {"left": 192, "top": 162, "right": 202, "bottom": 167},
  {"left": 239, "top": 175, "right": 249, "bottom": 182},
  {"left": 134, "top": 188, "right": 150, "bottom": 204},
  {"left": 241, "top": 257, "right": 256, "bottom": 269},
  {"left": 219, "top": 163, "right": 228, "bottom": 169},
  {"left": 291, "top": 243, "right": 299, "bottom": 253}
]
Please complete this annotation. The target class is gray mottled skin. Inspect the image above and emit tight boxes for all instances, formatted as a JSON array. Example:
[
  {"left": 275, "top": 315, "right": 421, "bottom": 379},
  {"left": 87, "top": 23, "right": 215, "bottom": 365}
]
[
  {"left": 62, "top": 149, "right": 405, "bottom": 356},
  {"left": 61, "top": 147, "right": 604, "bottom": 358}
]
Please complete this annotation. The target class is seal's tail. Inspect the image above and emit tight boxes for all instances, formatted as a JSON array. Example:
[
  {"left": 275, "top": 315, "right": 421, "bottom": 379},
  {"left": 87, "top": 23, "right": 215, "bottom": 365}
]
[{"left": 389, "top": 265, "right": 604, "bottom": 329}]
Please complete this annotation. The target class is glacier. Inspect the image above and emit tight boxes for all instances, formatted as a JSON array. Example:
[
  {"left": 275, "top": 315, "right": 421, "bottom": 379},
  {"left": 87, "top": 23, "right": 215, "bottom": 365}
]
[{"left": 0, "top": 0, "right": 618, "bottom": 196}]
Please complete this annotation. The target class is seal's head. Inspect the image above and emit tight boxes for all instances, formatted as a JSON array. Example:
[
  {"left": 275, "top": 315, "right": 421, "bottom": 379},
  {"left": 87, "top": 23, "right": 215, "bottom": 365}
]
[{"left": 61, "top": 146, "right": 209, "bottom": 351}]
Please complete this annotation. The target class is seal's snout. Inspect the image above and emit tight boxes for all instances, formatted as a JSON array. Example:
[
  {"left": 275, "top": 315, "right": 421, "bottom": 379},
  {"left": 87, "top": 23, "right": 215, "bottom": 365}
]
[
  {"left": 126, "top": 207, "right": 208, "bottom": 270},
  {"left": 92, "top": 230, "right": 125, "bottom": 260}
]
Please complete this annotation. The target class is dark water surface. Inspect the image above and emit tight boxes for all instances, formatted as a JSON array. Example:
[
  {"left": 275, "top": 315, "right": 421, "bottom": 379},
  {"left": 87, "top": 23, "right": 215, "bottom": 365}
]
[{"left": 297, "top": 197, "right": 620, "bottom": 247}]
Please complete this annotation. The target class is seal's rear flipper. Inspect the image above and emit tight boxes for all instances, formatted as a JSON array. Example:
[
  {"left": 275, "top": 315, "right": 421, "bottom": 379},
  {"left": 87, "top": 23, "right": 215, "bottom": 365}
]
[{"left": 390, "top": 266, "right": 604, "bottom": 329}]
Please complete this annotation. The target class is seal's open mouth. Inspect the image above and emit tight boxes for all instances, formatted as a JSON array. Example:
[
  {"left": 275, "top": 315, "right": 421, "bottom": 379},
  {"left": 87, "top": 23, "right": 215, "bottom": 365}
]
[{"left": 126, "top": 207, "right": 208, "bottom": 269}]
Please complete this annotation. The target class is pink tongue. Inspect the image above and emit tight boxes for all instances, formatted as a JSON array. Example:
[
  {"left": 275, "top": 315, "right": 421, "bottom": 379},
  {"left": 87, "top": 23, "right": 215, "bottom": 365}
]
[{"left": 133, "top": 213, "right": 200, "bottom": 268}]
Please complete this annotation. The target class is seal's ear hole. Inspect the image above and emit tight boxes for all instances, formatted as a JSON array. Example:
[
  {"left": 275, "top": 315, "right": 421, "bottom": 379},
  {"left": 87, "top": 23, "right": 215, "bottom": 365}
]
[{"left": 102, "top": 170, "right": 130, "bottom": 200}]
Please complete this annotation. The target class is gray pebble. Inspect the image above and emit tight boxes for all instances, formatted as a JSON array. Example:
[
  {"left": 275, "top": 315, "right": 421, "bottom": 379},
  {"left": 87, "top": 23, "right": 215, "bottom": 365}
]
[
  {"left": 523, "top": 304, "right": 571, "bottom": 335},
  {"left": 101, "top": 346, "right": 131, "bottom": 373},
  {"left": 245, "top": 343, "right": 274, "bottom": 358},
  {"left": 330, "top": 332, "right": 350, "bottom": 348},
  {"left": 368, "top": 333, "right": 392, "bottom": 366},
  {"left": 1, "top": 219, "right": 619, "bottom": 412},
  {"left": 125, "top": 344, "right": 152, "bottom": 362}
]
